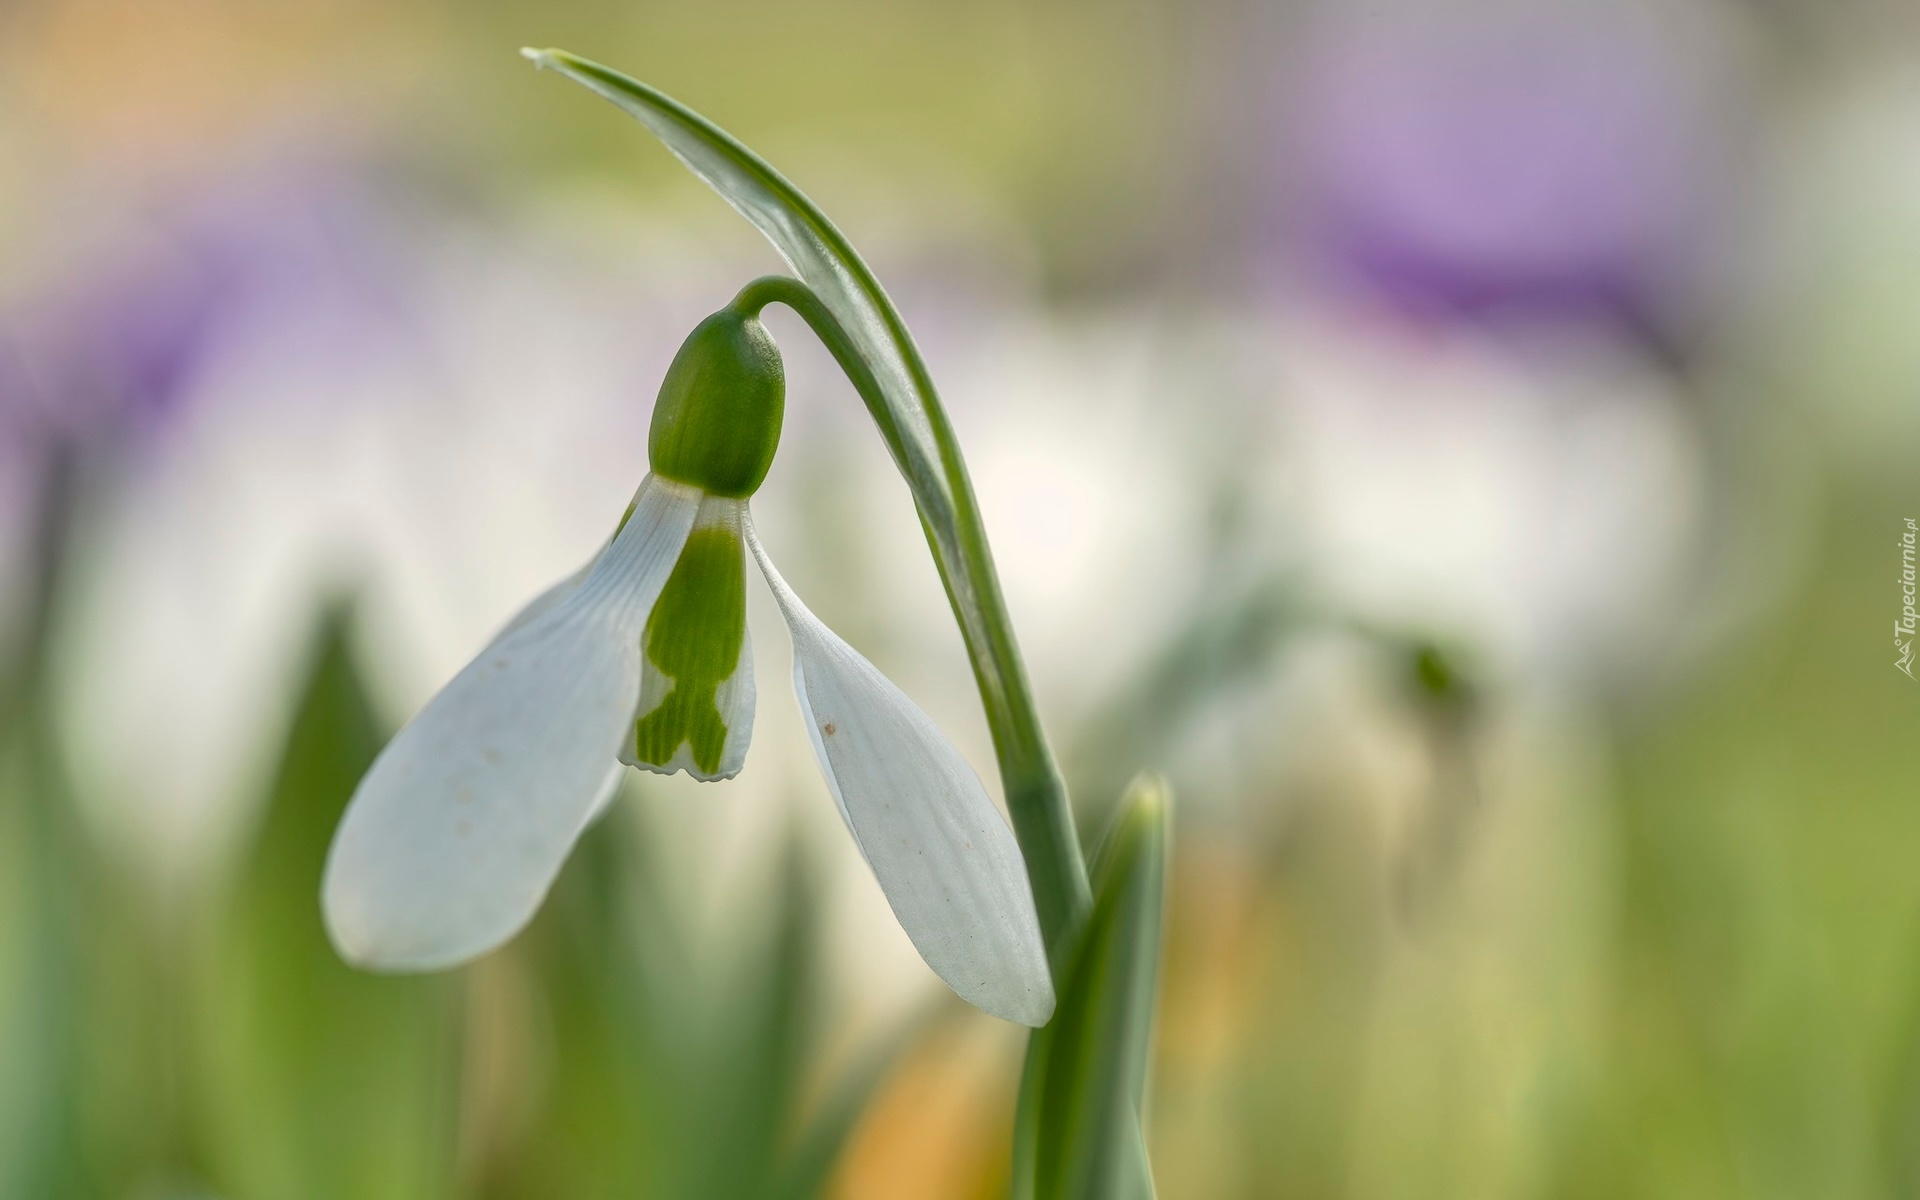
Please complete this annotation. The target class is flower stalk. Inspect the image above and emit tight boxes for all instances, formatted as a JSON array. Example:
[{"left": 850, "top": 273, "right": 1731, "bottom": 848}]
[{"left": 726, "top": 273, "right": 1091, "bottom": 963}]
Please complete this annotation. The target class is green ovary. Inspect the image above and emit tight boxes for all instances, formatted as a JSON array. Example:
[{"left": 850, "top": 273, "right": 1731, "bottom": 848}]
[{"left": 634, "top": 525, "right": 746, "bottom": 776}]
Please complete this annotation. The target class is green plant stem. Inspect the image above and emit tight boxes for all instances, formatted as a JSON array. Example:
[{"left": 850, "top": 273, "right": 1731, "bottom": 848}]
[{"left": 730, "top": 274, "right": 1091, "bottom": 966}]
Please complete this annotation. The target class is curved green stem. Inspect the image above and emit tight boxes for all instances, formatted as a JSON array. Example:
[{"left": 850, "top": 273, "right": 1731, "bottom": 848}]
[{"left": 731, "top": 274, "right": 1091, "bottom": 965}]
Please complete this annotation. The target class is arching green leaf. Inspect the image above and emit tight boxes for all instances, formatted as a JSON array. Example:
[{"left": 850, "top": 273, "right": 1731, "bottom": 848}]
[
  {"left": 1013, "top": 776, "right": 1170, "bottom": 1200},
  {"left": 521, "top": 48, "right": 977, "bottom": 651}
]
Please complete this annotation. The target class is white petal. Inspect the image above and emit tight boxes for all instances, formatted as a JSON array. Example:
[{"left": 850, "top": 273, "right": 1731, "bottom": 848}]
[
  {"left": 457, "top": 534, "right": 626, "bottom": 834},
  {"left": 484, "top": 476, "right": 654, "bottom": 648},
  {"left": 622, "top": 496, "right": 756, "bottom": 781},
  {"left": 747, "top": 518, "right": 1054, "bottom": 1026},
  {"left": 323, "top": 475, "right": 701, "bottom": 970},
  {"left": 487, "top": 560, "right": 593, "bottom": 646},
  {"left": 484, "top": 486, "right": 642, "bottom": 828},
  {"left": 584, "top": 762, "right": 627, "bottom": 827}
]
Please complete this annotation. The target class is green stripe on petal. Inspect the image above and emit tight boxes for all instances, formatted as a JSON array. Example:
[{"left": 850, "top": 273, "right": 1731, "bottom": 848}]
[{"left": 625, "top": 499, "right": 756, "bottom": 780}]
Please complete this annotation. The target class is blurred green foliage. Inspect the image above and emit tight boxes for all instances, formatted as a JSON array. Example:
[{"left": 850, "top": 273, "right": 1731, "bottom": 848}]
[{"left": 195, "top": 605, "right": 460, "bottom": 1200}]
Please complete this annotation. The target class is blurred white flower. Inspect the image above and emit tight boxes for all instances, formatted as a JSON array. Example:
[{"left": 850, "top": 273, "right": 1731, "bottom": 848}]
[
  {"left": 43, "top": 169, "right": 688, "bottom": 874},
  {"left": 1258, "top": 306, "right": 1704, "bottom": 693}
]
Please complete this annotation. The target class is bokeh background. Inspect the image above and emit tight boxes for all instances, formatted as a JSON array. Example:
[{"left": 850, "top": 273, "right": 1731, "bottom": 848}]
[{"left": 2, "top": 0, "right": 1917, "bottom": 1195}]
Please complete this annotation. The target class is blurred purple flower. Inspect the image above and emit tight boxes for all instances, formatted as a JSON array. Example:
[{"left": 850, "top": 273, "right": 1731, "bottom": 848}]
[
  {"left": 1284, "top": 8, "right": 1730, "bottom": 341},
  {"left": 3, "top": 165, "right": 415, "bottom": 456},
  {"left": 0, "top": 162, "right": 424, "bottom": 680}
]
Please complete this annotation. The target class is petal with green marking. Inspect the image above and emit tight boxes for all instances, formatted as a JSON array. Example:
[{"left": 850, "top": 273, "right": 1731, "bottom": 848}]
[{"left": 622, "top": 495, "right": 756, "bottom": 781}]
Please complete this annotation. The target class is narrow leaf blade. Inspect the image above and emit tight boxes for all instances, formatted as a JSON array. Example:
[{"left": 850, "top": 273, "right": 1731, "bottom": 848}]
[
  {"left": 1014, "top": 776, "right": 1171, "bottom": 1200},
  {"left": 200, "top": 604, "right": 460, "bottom": 1199}
]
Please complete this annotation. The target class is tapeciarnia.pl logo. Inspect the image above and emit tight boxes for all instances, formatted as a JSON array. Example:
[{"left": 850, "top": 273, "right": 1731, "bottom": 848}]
[{"left": 1900, "top": 518, "right": 1917, "bottom": 679}]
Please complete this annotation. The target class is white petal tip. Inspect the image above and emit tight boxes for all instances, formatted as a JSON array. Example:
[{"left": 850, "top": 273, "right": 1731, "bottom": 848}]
[
  {"left": 325, "top": 930, "right": 454, "bottom": 975},
  {"left": 321, "top": 874, "right": 509, "bottom": 974},
  {"left": 941, "top": 947, "right": 1055, "bottom": 1026},
  {"left": 637, "top": 764, "right": 743, "bottom": 783},
  {"left": 978, "top": 983, "right": 1056, "bottom": 1028},
  {"left": 620, "top": 753, "right": 745, "bottom": 784}
]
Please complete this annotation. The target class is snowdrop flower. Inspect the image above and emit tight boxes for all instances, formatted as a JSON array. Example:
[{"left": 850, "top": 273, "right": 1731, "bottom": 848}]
[{"left": 322, "top": 296, "right": 1055, "bottom": 1026}]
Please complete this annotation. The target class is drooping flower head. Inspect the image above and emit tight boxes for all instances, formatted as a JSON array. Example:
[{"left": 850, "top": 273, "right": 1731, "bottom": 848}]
[{"left": 322, "top": 289, "right": 1055, "bottom": 1026}]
